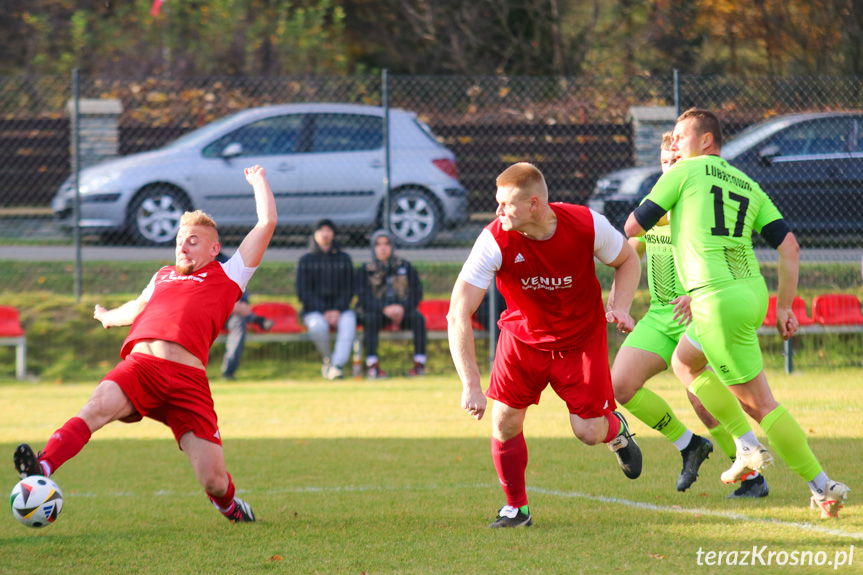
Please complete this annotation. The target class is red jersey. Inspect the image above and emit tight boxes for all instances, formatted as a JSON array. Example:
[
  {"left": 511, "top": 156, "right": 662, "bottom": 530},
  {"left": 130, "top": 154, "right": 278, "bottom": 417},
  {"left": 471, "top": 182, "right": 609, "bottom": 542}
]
[
  {"left": 460, "top": 203, "right": 623, "bottom": 351},
  {"left": 121, "top": 255, "right": 252, "bottom": 366}
]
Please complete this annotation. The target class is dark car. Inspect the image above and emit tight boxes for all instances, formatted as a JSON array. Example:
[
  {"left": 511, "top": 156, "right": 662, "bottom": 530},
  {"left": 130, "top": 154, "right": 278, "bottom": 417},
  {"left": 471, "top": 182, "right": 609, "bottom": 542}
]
[{"left": 588, "top": 112, "right": 863, "bottom": 238}]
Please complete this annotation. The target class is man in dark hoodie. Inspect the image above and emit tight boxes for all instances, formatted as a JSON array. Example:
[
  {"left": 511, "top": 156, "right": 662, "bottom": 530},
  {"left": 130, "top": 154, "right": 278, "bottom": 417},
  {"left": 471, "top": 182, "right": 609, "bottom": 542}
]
[
  {"left": 356, "top": 230, "right": 427, "bottom": 378},
  {"left": 296, "top": 219, "right": 356, "bottom": 380}
]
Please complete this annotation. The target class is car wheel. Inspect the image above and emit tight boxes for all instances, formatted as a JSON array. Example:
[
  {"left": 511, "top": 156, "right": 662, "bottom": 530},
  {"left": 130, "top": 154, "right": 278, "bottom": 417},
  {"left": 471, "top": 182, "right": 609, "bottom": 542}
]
[
  {"left": 127, "top": 185, "right": 191, "bottom": 245},
  {"left": 387, "top": 188, "right": 441, "bottom": 247}
]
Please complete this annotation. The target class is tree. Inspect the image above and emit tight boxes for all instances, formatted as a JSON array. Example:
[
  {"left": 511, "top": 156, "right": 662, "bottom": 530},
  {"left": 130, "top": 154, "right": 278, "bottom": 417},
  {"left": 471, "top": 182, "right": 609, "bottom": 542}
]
[
  {"left": 343, "top": 0, "right": 601, "bottom": 75},
  {"left": 1, "top": 0, "right": 348, "bottom": 77}
]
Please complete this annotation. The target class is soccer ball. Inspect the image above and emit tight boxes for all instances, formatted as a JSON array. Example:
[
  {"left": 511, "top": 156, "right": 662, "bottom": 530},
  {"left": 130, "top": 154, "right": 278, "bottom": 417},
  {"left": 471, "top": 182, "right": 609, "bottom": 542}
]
[{"left": 10, "top": 476, "right": 63, "bottom": 528}]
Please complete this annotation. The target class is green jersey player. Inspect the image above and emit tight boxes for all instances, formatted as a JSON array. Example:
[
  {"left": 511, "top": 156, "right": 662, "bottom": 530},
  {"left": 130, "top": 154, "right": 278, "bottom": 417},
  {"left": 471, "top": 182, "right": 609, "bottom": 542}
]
[
  {"left": 612, "top": 133, "right": 767, "bottom": 497},
  {"left": 625, "top": 108, "right": 848, "bottom": 518}
]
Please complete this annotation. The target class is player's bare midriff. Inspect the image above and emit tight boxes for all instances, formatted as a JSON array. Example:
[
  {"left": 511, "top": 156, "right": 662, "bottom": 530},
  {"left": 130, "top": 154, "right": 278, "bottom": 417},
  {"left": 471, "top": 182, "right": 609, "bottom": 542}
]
[{"left": 130, "top": 339, "right": 204, "bottom": 370}]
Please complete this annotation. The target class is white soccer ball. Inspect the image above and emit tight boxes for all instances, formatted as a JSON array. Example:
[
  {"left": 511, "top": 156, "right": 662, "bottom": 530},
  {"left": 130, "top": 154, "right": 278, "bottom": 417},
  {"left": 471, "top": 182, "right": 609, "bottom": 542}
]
[{"left": 10, "top": 476, "right": 63, "bottom": 528}]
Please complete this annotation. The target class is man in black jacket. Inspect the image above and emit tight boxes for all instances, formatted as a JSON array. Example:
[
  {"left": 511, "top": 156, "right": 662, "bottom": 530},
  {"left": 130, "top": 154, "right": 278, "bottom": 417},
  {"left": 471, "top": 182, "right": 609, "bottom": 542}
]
[
  {"left": 296, "top": 219, "right": 356, "bottom": 380},
  {"left": 356, "top": 230, "right": 427, "bottom": 378}
]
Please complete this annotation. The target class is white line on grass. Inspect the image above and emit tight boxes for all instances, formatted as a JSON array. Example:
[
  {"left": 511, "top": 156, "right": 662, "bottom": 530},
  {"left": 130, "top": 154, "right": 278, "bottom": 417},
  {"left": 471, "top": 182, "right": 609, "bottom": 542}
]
[
  {"left": 529, "top": 486, "right": 863, "bottom": 541},
  {"left": 62, "top": 482, "right": 863, "bottom": 540}
]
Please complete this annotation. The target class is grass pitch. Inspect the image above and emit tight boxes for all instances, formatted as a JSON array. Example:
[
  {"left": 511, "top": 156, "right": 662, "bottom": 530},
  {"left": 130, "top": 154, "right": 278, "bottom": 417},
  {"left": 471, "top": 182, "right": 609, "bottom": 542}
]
[{"left": 1, "top": 369, "right": 862, "bottom": 574}]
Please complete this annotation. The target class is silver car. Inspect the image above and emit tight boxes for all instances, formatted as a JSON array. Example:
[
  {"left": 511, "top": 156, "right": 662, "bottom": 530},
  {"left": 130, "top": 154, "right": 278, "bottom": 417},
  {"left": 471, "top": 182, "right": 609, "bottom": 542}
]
[{"left": 52, "top": 103, "right": 467, "bottom": 246}]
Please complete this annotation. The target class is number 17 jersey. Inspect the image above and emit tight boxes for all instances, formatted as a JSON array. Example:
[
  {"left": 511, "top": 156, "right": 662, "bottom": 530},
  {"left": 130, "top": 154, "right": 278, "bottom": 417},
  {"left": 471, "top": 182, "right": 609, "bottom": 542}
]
[{"left": 643, "top": 155, "right": 783, "bottom": 292}]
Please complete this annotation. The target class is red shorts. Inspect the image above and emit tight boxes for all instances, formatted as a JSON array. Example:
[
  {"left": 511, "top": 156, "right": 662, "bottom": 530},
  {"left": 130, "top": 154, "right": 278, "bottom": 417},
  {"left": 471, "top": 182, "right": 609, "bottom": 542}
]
[
  {"left": 487, "top": 328, "right": 616, "bottom": 418},
  {"left": 103, "top": 353, "right": 221, "bottom": 448}
]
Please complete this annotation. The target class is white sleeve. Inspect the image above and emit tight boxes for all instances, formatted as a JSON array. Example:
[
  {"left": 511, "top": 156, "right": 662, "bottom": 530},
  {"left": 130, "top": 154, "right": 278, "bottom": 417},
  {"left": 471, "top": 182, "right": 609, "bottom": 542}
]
[
  {"left": 592, "top": 209, "right": 625, "bottom": 265},
  {"left": 458, "top": 229, "right": 502, "bottom": 290},
  {"left": 219, "top": 251, "right": 257, "bottom": 292},
  {"left": 140, "top": 272, "right": 159, "bottom": 302}
]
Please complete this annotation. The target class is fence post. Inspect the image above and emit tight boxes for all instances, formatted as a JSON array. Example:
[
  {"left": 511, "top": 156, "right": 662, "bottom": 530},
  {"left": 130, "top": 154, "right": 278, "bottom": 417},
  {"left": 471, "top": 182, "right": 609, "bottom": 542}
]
[
  {"left": 66, "top": 78, "right": 124, "bottom": 301},
  {"left": 71, "top": 69, "right": 82, "bottom": 302},
  {"left": 382, "top": 68, "right": 391, "bottom": 234},
  {"left": 674, "top": 69, "right": 681, "bottom": 116},
  {"left": 627, "top": 106, "right": 677, "bottom": 167}
]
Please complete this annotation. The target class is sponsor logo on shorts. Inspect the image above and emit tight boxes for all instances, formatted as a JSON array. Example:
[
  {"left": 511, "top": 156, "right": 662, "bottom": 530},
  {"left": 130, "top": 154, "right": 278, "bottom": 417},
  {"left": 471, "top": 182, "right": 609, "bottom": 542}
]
[{"left": 213, "top": 430, "right": 220, "bottom": 439}]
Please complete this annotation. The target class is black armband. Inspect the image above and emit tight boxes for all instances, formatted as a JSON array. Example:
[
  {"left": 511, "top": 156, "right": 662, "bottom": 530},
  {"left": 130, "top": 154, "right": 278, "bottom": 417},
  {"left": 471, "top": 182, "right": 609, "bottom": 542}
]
[
  {"left": 760, "top": 219, "right": 791, "bottom": 249},
  {"left": 632, "top": 200, "right": 666, "bottom": 233}
]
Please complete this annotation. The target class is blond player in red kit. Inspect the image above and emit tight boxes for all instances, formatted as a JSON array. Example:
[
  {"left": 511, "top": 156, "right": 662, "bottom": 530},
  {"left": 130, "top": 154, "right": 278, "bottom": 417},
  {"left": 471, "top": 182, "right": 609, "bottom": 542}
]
[{"left": 13, "top": 165, "right": 276, "bottom": 524}]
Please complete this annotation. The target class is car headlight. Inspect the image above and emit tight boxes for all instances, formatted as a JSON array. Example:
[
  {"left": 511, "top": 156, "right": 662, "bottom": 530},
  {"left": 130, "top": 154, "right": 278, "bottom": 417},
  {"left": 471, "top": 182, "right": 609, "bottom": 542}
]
[{"left": 79, "top": 171, "right": 121, "bottom": 194}]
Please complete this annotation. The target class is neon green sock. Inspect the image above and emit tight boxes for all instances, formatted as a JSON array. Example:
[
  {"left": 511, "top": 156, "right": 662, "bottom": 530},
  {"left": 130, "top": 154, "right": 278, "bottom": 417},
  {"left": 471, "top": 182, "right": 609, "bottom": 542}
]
[
  {"left": 519, "top": 505, "right": 529, "bottom": 515},
  {"left": 688, "top": 371, "right": 753, "bottom": 439},
  {"left": 622, "top": 388, "right": 686, "bottom": 443},
  {"left": 761, "top": 405, "right": 823, "bottom": 482},
  {"left": 707, "top": 424, "right": 737, "bottom": 459}
]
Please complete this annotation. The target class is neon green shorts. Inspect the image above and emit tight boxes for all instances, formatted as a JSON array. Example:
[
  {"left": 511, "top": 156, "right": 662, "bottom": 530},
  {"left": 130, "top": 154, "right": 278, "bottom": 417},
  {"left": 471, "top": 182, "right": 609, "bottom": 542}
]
[
  {"left": 620, "top": 307, "right": 686, "bottom": 367},
  {"left": 689, "top": 277, "right": 768, "bottom": 385}
]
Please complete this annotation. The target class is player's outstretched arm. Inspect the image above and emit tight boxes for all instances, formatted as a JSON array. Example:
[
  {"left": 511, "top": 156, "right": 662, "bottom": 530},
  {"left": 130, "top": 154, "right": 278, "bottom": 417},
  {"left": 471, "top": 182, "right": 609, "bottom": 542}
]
[
  {"left": 237, "top": 165, "right": 277, "bottom": 268},
  {"left": 447, "top": 278, "right": 487, "bottom": 420},
  {"left": 775, "top": 232, "right": 800, "bottom": 340},
  {"left": 605, "top": 240, "right": 640, "bottom": 334},
  {"left": 94, "top": 296, "right": 147, "bottom": 328}
]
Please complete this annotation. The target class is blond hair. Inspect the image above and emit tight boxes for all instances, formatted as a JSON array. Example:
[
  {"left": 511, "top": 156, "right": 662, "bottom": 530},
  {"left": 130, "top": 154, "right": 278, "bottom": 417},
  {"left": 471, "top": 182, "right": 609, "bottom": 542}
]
[
  {"left": 678, "top": 107, "right": 723, "bottom": 148},
  {"left": 661, "top": 131, "right": 673, "bottom": 151},
  {"left": 179, "top": 210, "right": 217, "bottom": 230},
  {"left": 496, "top": 162, "right": 548, "bottom": 202},
  {"left": 179, "top": 210, "right": 219, "bottom": 243}
]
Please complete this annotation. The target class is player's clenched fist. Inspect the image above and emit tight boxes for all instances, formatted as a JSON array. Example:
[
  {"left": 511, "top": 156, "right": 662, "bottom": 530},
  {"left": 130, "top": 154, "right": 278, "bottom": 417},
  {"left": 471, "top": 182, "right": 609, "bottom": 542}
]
[
  {"left": 244, "top": 165, "right": 267, "bottom": 185},
  {"left": 461, "top": 387, "right": 487, "bottom": 421}
]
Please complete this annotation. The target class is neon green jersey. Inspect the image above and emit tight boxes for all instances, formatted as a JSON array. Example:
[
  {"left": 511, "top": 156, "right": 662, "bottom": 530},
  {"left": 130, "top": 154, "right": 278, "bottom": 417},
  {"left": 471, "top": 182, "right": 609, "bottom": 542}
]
[
  {"left": 643, "top": 155, "right": 783, "bottom": 291},
  {"left": 639, "top": 223, "right": 686, "bottom": 313}
]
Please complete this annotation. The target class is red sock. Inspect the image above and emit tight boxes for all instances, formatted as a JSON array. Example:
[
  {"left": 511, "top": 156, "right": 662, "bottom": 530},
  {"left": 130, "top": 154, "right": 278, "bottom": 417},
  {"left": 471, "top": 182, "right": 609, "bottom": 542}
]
[
  {"left": 603, "top": 412, "right": 621, "bottom": 443},
  {"left": 207, "top": 473, "right": 236, "bottom": 512},
  {"left": 40, "top": 417, "right": 92, "bottom": 475},
  {"left": 491, "top": 432, "right": 528, "bottom": 508}
]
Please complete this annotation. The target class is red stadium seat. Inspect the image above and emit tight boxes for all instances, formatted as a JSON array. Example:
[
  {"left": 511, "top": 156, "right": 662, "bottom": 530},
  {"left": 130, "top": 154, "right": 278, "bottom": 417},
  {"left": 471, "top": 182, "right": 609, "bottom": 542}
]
[
  {"left": 811, "top": 294, "right": 863, "bottom": 326},
  {"left": 792, "top": 296, "right": 815, "bottom": 326},
  {"left": 0, "top": 306, "right": 25, "bottom": 337},
  {"left": 419, "top": 300, "right": 450, "bottom": 331},
  {"left": 762, "top": 295, "right": 777, "bottom": 326},
  {"left": 763, "top": 296, "right": 814, "bottom": 327},
  {"left": 249, "top": 302, "right": 304, "bottom": 333},
  {"left": 0, "top": 306, "right": 27, "bottom": 380},
  {"left": 418, "top": 299, "right": 484, "bottom": 331}
]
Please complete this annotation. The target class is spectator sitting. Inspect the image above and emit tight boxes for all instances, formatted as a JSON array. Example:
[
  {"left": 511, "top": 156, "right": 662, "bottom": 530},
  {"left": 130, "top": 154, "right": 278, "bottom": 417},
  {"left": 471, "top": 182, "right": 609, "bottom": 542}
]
[
  {"left": 296, "top": 219, "right": 356, "bottom": 380},
  {"left": 216, "top": 251, "right": 273, "bottom": 380},
  {"left": 356, "top": 230, "right": 427, "bottom": 378}
]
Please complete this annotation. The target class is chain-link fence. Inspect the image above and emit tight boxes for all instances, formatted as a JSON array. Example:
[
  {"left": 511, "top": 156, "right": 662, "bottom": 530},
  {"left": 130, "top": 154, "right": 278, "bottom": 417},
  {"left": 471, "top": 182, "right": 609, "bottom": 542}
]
[{"left": 1, "top": 72, "right": 861, "bottom": 381}]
